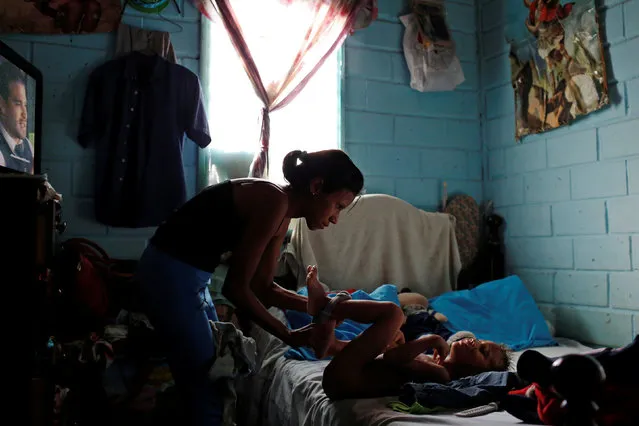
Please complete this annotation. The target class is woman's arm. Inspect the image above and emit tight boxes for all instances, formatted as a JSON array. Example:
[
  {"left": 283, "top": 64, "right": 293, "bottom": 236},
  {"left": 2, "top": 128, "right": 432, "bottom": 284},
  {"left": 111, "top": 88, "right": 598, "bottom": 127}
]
[
  {"left": 248, "top": 232, "right": 310, "bottom": 313},
  {"left": 221, "top": 198, "right": 294, "bottom": 344}
]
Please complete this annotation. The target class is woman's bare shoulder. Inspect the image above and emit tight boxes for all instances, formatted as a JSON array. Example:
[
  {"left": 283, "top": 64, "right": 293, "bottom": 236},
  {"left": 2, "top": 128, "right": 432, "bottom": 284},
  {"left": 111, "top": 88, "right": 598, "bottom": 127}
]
[{"left": 232, "top": 179, "right": 288, "bottom": 218}]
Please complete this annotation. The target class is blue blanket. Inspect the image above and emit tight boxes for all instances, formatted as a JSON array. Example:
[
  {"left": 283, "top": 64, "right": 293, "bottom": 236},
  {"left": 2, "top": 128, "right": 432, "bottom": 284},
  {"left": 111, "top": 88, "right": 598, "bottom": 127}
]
[
  {"left": 430, "top": 275, "right": 556, "bottom": 351},
  {"left": 285, "top": 284, "right": 400, "bottom": 360}
]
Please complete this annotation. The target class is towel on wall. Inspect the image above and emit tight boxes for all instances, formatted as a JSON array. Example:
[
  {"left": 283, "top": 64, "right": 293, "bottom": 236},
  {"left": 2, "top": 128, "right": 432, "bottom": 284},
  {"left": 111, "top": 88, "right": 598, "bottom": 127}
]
[
  {"left": 281, "top": 194, "right": 461, "bottom": 297},
  {"left": 116, "top": 23, "right": 177, "bottom": 63}
]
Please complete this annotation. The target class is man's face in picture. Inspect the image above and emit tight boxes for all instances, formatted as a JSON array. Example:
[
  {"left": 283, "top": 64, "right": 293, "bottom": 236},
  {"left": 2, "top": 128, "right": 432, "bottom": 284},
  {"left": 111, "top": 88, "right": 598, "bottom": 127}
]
[{"left": 0, "top": 81, "right": 28, "bottom": 142}]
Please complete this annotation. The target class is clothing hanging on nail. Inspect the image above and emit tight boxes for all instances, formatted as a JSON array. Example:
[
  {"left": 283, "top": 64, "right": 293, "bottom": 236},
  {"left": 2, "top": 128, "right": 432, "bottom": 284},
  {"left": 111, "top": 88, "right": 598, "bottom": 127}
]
[{"left": 115, "top": 23, "right": 177, "bottom": 64}]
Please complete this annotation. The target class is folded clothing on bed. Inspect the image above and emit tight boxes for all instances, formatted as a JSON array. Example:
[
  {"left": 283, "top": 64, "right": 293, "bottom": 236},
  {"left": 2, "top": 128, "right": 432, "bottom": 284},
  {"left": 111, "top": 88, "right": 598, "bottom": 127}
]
[
  {"left": 398, "top": 371, "right": 519, "bottom": 409},
  {"left": 430, "top": 275, "right": 556, "bottom": 351},
  {"left": 284, "top": 284, "right": 400, "bottom": 361}
]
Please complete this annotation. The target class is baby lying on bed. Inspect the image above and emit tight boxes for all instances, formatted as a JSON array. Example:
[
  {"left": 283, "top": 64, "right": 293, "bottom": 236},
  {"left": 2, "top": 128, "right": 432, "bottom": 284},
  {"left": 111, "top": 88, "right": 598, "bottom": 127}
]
[{"left": 304, "top": 267, "right": 511, "bottom": 400}]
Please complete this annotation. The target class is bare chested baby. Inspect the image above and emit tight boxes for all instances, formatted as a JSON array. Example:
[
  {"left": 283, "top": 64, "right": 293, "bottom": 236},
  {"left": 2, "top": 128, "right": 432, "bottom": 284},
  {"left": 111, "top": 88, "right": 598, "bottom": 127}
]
[{"left": 303, "top": 266, "right": 510, "bottom": 400}]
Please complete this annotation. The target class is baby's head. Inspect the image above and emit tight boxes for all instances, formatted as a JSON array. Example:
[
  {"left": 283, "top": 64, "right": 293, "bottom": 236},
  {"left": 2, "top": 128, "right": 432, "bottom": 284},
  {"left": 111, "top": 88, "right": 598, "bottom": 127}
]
[{"left": 444, "top": 337, "right": 512, "bottom": 379}]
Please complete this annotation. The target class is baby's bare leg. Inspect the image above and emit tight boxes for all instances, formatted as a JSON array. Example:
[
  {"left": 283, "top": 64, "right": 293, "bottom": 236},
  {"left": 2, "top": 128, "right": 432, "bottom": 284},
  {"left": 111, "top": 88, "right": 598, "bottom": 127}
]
[
  {"left": 322, "top": 300, "right": 406, "bottom": 399},
  {"left": 306, "top": 266, "right": 336, "bottom": 359}
]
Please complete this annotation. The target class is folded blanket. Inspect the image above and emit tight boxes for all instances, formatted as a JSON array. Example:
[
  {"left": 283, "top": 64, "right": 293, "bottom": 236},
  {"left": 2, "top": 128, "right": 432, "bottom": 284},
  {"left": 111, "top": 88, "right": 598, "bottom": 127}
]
[{"left": 285, "top": 284, "right": 400, "bottom": 361}]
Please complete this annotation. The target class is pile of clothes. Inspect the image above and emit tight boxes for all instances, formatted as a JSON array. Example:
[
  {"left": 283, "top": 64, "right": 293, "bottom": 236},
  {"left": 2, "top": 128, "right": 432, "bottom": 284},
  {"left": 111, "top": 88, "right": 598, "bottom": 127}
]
[{"left": 390, "top": 336, "right": 639, "bottom": 425}]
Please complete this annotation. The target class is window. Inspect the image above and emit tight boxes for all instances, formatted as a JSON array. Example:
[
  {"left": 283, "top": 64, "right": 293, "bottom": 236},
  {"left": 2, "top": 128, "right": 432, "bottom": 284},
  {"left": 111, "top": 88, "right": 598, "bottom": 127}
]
[{"left": 202, "top": 15, "right": 342, "bottom": 185}]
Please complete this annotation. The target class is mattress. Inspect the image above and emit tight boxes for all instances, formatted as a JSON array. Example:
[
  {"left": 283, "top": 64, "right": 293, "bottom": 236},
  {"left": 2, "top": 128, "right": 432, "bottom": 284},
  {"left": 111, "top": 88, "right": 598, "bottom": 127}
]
[{"left": 235, "top": 309, "right": 594, "bottom": 426}]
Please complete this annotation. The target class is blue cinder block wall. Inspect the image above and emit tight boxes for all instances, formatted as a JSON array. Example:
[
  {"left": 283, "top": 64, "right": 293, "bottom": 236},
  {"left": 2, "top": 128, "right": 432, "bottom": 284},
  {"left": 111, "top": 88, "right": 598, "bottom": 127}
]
[
  {"left": 1, "top": 2, "right": 201, "bottom": 258},
  {"left": 344, "top": 0, "right": 482, "bottom": 211},
  {"left": 480, "top": 0, "right": 638, "bottom": 346}
]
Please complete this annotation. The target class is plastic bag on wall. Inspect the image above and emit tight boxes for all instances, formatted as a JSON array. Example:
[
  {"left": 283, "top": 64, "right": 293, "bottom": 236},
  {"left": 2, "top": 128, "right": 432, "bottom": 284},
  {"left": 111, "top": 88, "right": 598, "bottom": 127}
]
[{"left": 400, "top": 1, "right": 464, "bottom": 92}]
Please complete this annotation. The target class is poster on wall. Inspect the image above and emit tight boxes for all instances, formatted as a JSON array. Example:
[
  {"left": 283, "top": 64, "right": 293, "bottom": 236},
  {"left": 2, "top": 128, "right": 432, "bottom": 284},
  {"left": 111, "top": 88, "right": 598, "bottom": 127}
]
[
  {"left": 505, "top": 0, "right": 609, "bottom": 140},
  {"left": 0, "top": 0, "right": 122, "bottom": 34}
]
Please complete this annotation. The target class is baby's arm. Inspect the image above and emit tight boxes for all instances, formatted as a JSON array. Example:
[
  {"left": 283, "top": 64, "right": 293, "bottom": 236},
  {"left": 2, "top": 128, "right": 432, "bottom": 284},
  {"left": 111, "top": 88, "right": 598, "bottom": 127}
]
[{"left": 382, "top": 334, "right": 449, "bottom": 366}]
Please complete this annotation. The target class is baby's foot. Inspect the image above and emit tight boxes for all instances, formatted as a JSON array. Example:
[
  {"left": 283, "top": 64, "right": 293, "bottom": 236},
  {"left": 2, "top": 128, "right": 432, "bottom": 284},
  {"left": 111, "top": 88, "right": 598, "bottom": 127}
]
[{"left": 306, "top": 265, "right": 327, "bottom": 316}]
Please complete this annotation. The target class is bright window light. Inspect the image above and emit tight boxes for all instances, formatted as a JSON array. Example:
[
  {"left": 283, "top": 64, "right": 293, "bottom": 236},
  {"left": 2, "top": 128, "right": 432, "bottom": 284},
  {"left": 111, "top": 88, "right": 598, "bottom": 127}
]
[{"left": 204, "top": 11, "right": 341, "bottom": 184}]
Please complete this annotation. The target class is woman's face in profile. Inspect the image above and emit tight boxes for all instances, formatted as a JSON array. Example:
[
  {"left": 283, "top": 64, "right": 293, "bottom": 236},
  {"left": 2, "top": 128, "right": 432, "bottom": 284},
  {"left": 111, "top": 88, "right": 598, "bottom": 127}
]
[{"left": 305, "top": 189, "right": 355, "bottom": 231}]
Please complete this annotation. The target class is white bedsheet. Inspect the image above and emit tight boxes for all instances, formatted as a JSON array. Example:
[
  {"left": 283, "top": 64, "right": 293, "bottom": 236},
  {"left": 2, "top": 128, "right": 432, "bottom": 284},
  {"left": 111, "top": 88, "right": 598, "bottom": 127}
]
[{"left": 235, "top": 309, "right": 594, "bottom": 426}]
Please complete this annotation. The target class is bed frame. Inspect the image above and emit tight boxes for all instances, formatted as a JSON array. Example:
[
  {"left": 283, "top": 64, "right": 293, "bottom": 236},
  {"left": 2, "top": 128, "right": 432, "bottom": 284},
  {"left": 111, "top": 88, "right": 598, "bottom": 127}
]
[{"left": 517, "top": 351, "right": 606, "bottom": 426}]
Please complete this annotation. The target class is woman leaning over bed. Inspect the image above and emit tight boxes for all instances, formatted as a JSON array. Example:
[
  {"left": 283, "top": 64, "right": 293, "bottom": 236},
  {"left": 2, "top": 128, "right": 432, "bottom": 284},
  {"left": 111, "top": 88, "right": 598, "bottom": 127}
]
[{"left": 135, "top": 149, "right": 364, "bottom": 426}]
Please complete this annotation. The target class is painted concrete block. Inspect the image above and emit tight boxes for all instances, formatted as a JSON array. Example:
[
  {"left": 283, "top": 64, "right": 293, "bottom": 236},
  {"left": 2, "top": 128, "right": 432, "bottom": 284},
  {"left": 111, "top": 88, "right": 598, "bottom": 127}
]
[
  {"left": 421, "top": 150, "right": 468, "bottom": 179},
  {"left": 364, "top": 177, "right": 395, "bottom": 195},
  {"left": 447, "top": 2, "right": 477, "bottom": 33},
  {"left": 346, "top": 21, "right": 403, "bottom": 51},
  {"left": 415, "top": 91, "right": 480, "bottom": 119},
  {"left": 506, "top": 205, "right": 552, "bottom": 237},
  {"left": 601, "top": 4, "right": 625, "bottom": 44},
  {"left": 506, "top": 237, "right": 573, "bottom": 269},
  {"left": 574, "top": 236, "right": 631, "bottom": 271},
  {"left": 488, "top": 176, "right": 524, "bottom": 207},
  {"left": 554, "top": 272, "right": 608, "bottom": 307},
  {"left": 346, "top": 112, "right": 394, "bottom": 144},
  {"left": 468, "top": 153, "right": 483, "bottom": 180},
  {"left": 446, "top": 180, "right": 483, "bottom": 203},
  {"left": 514, "top": 269, "right": 554, "bottom": 303},
  {"left": 489, "top": 149, "right": 505, "bottom": 179},
  {"left": 571, "top": 161, "right": 627, "bottom": 200},
  {"left": 482, "top": 53, "right": 510, "bottom": 89},
  {"left": 391, "top": 52, "right": 410, "bottom": 85},
  {"left": 345, "top": 47, "right": 393, "bottom": 81},
  {"left": 524, "top": 168, "right": 571, "bottom": 203},
  {"left": 505, "top": 140, "right": 547, "bottom": 175},
  {"left": 454, "top": 32, "right": 478, "bottom": 63},
  {"left": 626, "top": 78, "right": 639, "bottom": 118},
  {"left": 485, "top": 115, "right": 516, "bottom": 149},
  {"left": 546, "top": 129, "right": 597, "bottom": 168},
  {"left": 395, "top": 178, "right": 440, "bottom": 208},
  {"left": 628, "top": 158, "right": 639, "bottom": 195},
  {"left": 555, "top": 307, "right": 633, "bottom": 347},
  {"left": 610, "top": 272, "right": 639, "bottom": 310},
  {"left": 608, "top": 196, "right": 639, "bottom": 233},
  {"left": 366, "top": 81, "right": 418, "bottom": 115},
  {"left": 481, "top": 26, "right": 508, "bottom": 58},
  {"left": 344, "top": 78, "right": 367, "bottom": 109},
  {"left": 599, "top": 119, "right": 639, "bottom": 159},
  {"left": 608, "top": 37, "right": 639, "bottom": 82},
  {"left": 41, "top": 121, "right": 91, "bottom": 161},
  {"left": 481, "top": 0, "right": 507, "bottom": 32},
  {"left": 394, "top": 117, "right": 480, "bottom": 150},
  {"left": 552, "top": 200, "right": 606, "bottom": 235},
  {"left": 33, "top": 45, "right": 106, "bottom": 84},
  {"left": 457, "top": 61, "right": 480, "bottom": 91},
  {"left": 625, "top": 0, "right": 639, "bottom": 39},
  {"left": 485, "top": 84, "right": 515, "bottom": 119}
]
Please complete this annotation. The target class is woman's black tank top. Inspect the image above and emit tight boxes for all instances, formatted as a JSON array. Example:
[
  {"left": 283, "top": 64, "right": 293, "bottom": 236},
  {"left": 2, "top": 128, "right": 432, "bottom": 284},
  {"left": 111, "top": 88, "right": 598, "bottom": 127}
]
[{"left": 150, "top": 180, "right": 243, "bottom": 273}]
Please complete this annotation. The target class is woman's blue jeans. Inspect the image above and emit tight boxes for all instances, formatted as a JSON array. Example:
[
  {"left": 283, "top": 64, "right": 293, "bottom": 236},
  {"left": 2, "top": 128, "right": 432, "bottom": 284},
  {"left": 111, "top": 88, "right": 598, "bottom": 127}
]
[{"left": 136, "top": 243, "right": 223, "bottom": 426}]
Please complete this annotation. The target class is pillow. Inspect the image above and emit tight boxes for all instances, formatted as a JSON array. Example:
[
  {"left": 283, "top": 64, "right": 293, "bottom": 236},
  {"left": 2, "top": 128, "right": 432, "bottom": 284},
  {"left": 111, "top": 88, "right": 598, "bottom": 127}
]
[
  {"left": 285, "top": 284, "right": 400, "bottom": 361},
  {"left": 429, "top": 275, "right": 556, "bottom": 351}
]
